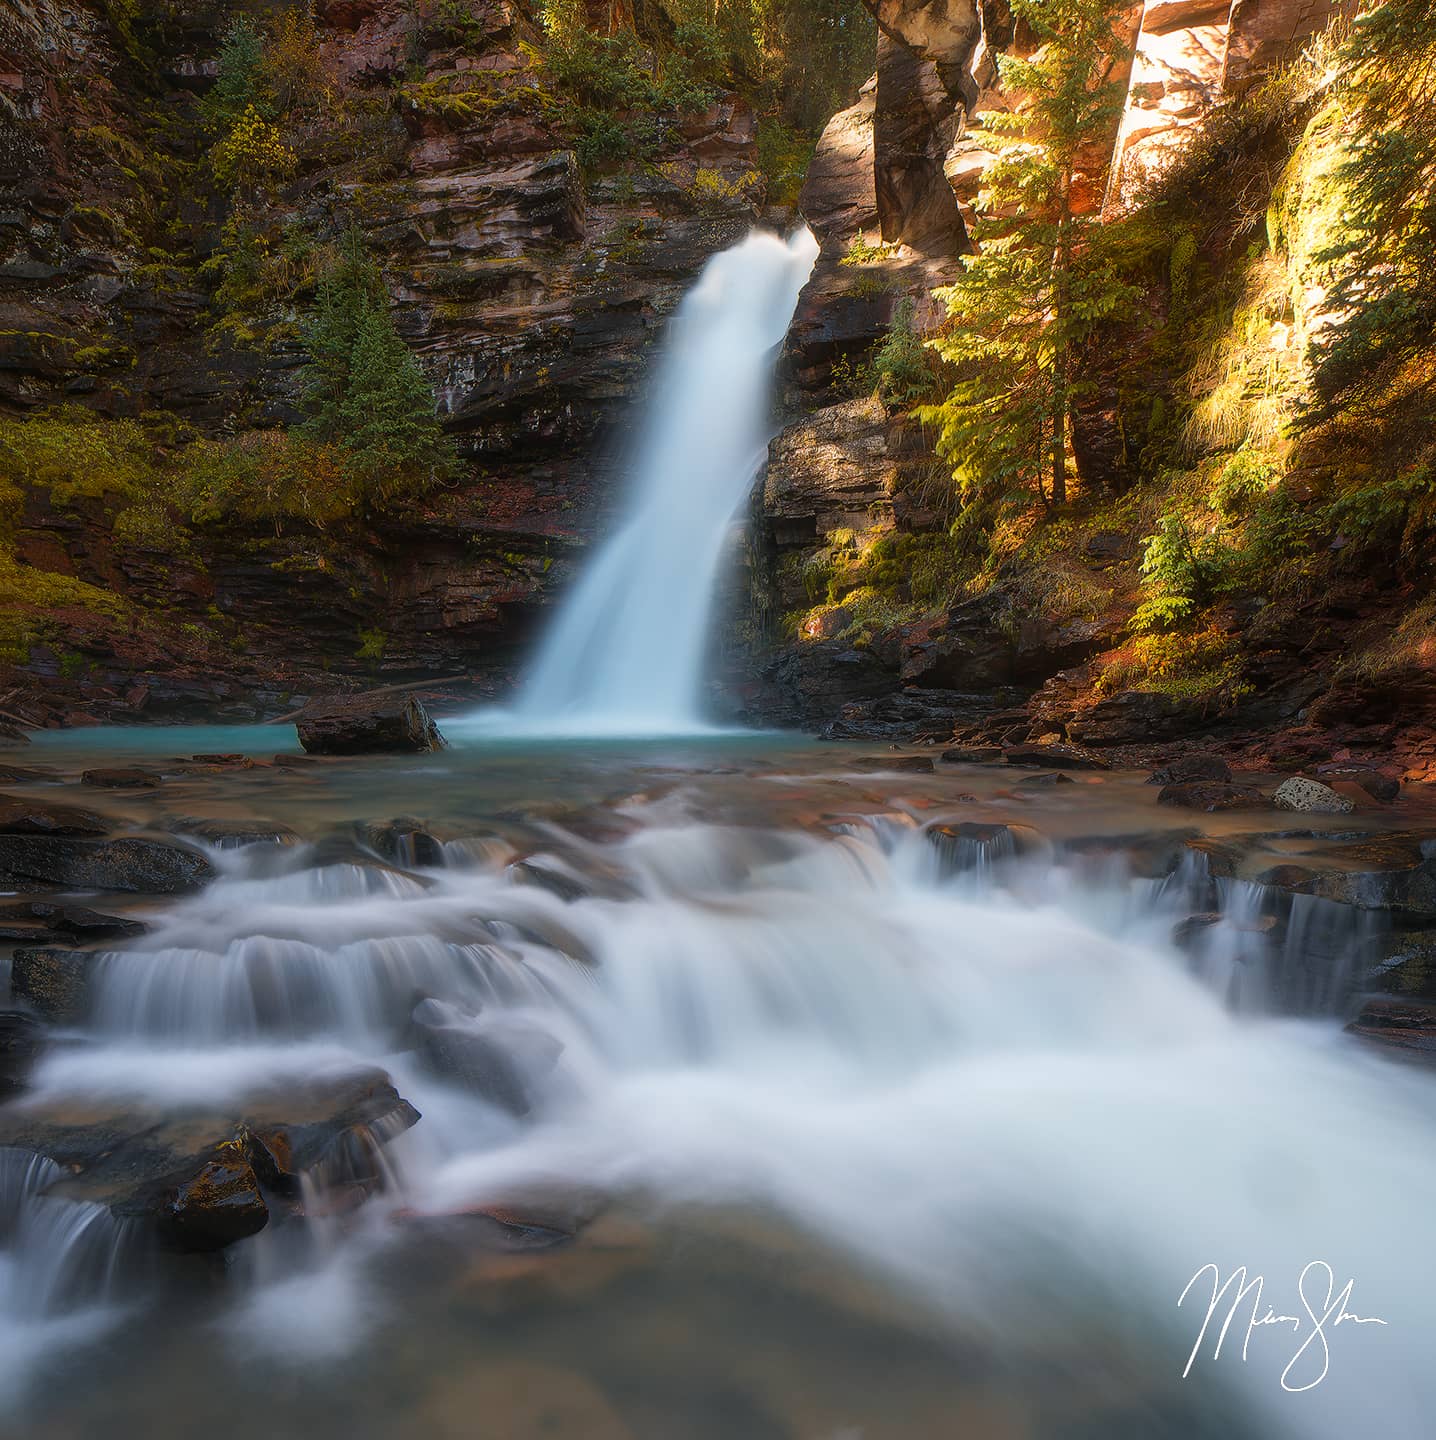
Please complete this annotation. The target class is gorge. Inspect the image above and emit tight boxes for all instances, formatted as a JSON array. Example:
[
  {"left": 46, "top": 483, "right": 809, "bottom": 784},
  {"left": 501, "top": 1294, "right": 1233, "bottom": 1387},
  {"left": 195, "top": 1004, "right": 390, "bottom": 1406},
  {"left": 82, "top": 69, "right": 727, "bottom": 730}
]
[{"left": 2, "top": 1, "right": 1435, "bottom": 1436}]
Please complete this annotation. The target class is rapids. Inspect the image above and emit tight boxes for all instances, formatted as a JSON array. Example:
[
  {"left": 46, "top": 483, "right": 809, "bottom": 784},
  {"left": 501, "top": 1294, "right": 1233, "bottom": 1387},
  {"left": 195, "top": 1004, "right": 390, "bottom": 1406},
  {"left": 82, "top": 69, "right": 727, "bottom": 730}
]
[{"left": 3, "top": 738, "right": 1433, "bottom": 1439}]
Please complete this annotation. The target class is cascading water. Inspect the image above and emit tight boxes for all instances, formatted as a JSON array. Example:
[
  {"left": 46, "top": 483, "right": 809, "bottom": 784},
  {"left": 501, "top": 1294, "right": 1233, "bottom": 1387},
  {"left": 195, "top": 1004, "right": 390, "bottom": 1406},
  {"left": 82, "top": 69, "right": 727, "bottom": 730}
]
[
  {"left": 513, "top": 228, "right": 820, "bottom": 734},
  {"left": 8, "top": 780, "right": 1436, "bottom": 1438}
]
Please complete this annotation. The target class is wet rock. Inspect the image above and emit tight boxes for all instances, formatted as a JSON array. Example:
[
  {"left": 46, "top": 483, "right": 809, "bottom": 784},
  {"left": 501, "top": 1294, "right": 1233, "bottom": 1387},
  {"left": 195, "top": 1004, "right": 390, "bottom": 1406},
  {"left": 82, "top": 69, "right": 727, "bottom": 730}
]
[
  {"left": 1304, "top": 835, "right": 1436, "bottom": 918},
  {"left": 1060, "top": 828, "right": 1202, "bottom": 879},
  {"left": 846, "top": 754, "right": 935, "bottom": 774},
  {"left": 1004, "top": 742, "right": 1110, "bottom": 771},
  {"left": 0, "top": 1010, "right": 46, "bottom": 1099},
  {"left": 1346, "top": 997, "right": 1436, "bottom": 1064},
  {"left": 1015, "top": 771, "right": 1076, "bottom": 789},
  {"left": 163, "top": 1156, "right": 269, "bottom": 1251},
  {"left": 412, "top": 1000, "right": 563, "bottom": 1116},
  {"left": 1273, "top": 776, "right": 1354, "bottom": 815},
  {"left": 273, "top": 753, "right": 319, "bottom": 768},
  {"left": 81, "top": 767, "right": 162, "bottom": 789},
  {"left": 1157, "top": 782, "right": 1272, "bottom": 812},
  {"left": 0, "top": 763, "right": 57, "bottom": 783},
  {"left": 359, "top": 817, "right": 446, "bottom": 868},
  {"left": 926, "top": 821, "right": 1038, "bottom": 874},
  {"left": 942, "top": 745, "right": 1003, "bottom": 764},
  {"left": 0, "top": 723, "right": 31, "bottom": 746},
  {"left": 0, "top": 1070, "right": 420, "bottom": 1252},
  {"left": 9, "top": 948, "right": 94, "bottom": 1024},
  {"left": 0, "top": 794, "right": 111, "bottom": 837},
  {"left": 0, "top": 834, "right": 215, "bottom": 893},
  {"left": 0, "top": 900, "right": 145, "bottom": 943},
  {"left": 509, "top": 859, "right": 593, "bottom": 904},
  {"left": 296, "top": 694, "right": 445, "bottom": 755},
  {"left": 169, "top": 817, "right": 301, "bottom": 848},
  {"left": 1351, "top": 771, "right": 1401, "bottom": 804},
  {"left": 819, "top": 688, "right": 995, "bottom": 743},
  {"left": 1149, "top": 754, "right": 1232, "bottom": 786},
  {"left": 1172, "top": 912, "right": 1223, "bottom": 951}
]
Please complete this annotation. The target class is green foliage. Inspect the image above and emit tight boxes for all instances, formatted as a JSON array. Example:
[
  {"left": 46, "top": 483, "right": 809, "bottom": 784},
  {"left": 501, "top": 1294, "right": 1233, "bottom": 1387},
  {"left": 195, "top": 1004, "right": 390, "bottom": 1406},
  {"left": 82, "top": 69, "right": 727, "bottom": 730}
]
[
  {"left": 301, "top": 234, "right": 457, "bottom": 507},
  {"left": 755, "top": 118, "right": 812, "bottom": 206},
  {"left": 202, "top": 16, "right": 267, "bottom": 131},
  {"left": 872, "top": 299, "right": 938, "bottom": 408},
  {"left": 920, "top": 0, "right": 1138, "bottom": 513},
  {"left": 356, "top": 627, "right": 388, "bottom": 662},
  {"left": 1132, "top": 514, "right": 1224, "bottom": 632},
  {"left": 1308, "top": 0, "right": 1436, "bottom": 414}
]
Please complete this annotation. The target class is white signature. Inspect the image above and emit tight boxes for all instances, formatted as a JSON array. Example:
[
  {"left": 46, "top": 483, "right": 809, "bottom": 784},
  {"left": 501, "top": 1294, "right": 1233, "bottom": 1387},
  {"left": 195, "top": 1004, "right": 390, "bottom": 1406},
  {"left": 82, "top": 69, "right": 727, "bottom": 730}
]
[{"left": 1179, "top": 1261, "right": 1389, "bottom": 1392}]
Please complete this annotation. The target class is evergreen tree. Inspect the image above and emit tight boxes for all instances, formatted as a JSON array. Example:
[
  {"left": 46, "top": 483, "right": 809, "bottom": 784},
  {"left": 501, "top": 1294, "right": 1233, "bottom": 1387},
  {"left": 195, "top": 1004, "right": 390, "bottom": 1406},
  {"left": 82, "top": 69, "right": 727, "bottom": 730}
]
[
  {"left": 1308, "top": 0, "right": 1436, "bottom": 414},
  {"left": 301, "top": 234, "right": 455, "bottom": 507},
  {"left": 919, "top": 0, "right": 1137, "bottom": 510},
  {"left": 338, "top": 309, "right": 457, "bottom": 506}
]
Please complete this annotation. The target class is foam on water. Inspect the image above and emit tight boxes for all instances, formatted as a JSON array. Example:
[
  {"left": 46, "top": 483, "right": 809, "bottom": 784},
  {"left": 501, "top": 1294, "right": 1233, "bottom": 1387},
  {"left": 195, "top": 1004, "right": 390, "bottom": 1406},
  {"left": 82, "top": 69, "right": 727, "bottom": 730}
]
[{"left": 6, "top": 813, "right": 1433, "bottom": 1435}]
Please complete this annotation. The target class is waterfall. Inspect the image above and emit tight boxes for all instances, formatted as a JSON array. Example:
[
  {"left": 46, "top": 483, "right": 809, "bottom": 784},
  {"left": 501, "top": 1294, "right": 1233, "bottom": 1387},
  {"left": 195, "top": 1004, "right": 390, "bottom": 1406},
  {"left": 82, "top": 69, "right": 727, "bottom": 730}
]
[{"left": 515, "top": 227, "right": 820, "bottom": 734}]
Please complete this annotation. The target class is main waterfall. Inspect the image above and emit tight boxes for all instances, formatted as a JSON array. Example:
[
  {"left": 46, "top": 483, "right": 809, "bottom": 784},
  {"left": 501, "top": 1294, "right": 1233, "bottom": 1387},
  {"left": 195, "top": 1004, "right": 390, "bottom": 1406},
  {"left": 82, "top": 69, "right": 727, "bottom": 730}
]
[{"left": 515, "top": 228, "right": 819, "bottom": 734}]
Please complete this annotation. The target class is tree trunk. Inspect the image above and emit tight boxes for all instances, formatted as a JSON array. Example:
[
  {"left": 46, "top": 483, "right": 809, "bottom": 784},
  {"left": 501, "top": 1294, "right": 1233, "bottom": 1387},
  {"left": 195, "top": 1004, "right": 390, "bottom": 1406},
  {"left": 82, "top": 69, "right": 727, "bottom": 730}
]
[{"left": 1050, "top": 173, "right": 1073, "bottom": 509}]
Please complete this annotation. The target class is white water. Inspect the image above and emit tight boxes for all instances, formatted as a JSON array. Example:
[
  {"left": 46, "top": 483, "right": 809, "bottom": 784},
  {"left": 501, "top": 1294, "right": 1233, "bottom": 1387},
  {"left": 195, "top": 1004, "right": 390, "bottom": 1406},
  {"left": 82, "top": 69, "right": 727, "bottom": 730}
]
[
  {"left": 6, "top": 811, "right": 1435, "bottom": 1434},
  {"left": 513, "top": 228, "right": 820, "bottom": 735}
]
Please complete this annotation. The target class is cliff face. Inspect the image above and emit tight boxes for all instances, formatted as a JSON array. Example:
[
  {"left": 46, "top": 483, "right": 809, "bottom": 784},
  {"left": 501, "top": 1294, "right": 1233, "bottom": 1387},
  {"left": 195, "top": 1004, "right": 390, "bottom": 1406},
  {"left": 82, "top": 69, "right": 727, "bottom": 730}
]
[
  {"left": 0, "top": 0, "right": 765, "bottom": 718},
  {"left": 743, "top": 0, "right": 1436, "bottom": 785}
]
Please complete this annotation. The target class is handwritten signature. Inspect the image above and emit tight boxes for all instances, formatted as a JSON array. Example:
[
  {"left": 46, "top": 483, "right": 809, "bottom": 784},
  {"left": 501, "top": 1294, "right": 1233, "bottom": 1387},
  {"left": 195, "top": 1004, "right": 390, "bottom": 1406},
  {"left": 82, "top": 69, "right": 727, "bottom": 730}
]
[{"left": 1179, "top": 1261, "right": 1389, "bottom": 1392}]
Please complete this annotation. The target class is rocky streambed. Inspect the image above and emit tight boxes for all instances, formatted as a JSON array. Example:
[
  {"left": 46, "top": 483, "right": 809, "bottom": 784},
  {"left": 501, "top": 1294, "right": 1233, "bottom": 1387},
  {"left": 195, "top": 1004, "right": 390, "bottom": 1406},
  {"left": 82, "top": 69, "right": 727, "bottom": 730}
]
[{"left": 1, "top": 724, "right": 1434, "bottom": 1437}]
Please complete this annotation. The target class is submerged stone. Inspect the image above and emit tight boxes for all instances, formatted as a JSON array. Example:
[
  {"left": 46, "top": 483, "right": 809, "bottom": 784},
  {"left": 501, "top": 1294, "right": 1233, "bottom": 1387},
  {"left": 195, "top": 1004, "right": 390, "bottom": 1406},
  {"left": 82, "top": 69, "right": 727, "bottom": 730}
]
[{"left": 0, "top": 794, "right": 111, "bottom": 837}]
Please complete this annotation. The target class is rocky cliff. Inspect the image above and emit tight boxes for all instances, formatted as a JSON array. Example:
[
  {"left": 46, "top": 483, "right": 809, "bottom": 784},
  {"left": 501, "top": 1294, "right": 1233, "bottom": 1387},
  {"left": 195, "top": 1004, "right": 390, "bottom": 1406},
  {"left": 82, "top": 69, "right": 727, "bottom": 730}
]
[{"left": 0, "top": 0, "right": 769, "bottom": 719}]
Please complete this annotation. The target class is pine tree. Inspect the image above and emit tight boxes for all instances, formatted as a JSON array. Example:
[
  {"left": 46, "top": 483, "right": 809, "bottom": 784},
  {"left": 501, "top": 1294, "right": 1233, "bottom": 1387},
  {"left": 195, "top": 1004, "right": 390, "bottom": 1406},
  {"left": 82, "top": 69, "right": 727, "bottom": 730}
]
[
  {"left": 919, "top": 0, "right": 1137, "bottom": 511},
  {"left": 300, "top": 234, "right": 455, "bottom": 508},
  {"left": 338, "top": 310, "right": 457, "bottom": 506}
]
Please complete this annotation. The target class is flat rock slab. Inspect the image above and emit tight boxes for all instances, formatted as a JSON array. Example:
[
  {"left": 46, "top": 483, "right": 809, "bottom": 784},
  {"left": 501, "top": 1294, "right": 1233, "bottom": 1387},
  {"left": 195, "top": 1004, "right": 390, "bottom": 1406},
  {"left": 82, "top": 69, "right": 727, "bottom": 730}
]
[
  {"left": 0, "top": 1070, "right": 421, "bottom": 1252},
  {"left": 81, "top": 767, "right": 163, "bottom": 789},
  {"left": 0, "top": 834, "right": 214, "bottom": 893},
  {"left": 1347, "top": 997, "right": 1436, "bottom": 1064},
  {"left": 297, "top": 695, "right": 445, "bottom": 755},
  {"left": 1003, "top": 743, "right": 1111, "bottom": 771},
  {"left": 0, "top": 794, "right": 111, "bottom": 836}
]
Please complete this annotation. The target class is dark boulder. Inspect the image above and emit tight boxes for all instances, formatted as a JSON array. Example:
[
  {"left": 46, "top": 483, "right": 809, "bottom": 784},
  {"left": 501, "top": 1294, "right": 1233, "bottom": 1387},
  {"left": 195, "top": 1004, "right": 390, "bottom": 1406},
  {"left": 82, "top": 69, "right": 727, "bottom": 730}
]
[
  {"left": 942, "top": 745, "right": 1004, "bottom": 764},
  {"left": 0, "top": 1010, "right": 46, "bottom": 1098},
  {"left": 1157, "top": 782, "right": 1272, "bottom": 813},
  {"left": 0, "top": 794, "right": 111, "bottom": 837},
  {"left": 10, "top": 948, "right": 96, "bottom": 1024},
  {"left": 1004, "top": 742, "right": 1110, "bottom": 771},
  {"left": 296, "top": 695, "right": 445, "bottom": 755},
  {"left": 0, "top": 834, "right": 215, "bottom": 893},
  {"left": 1064, "top": 691, "right": 1188, "bottom": 746},
  {"left": 1149, "top": 754, "right": 1233, "bottom": 786},
  {"left": 162, "top": 1158, "right": 269, "bottom": 1251},
  {"left": 1305, "top": 835, "right": 1436, "bottom": 918}
]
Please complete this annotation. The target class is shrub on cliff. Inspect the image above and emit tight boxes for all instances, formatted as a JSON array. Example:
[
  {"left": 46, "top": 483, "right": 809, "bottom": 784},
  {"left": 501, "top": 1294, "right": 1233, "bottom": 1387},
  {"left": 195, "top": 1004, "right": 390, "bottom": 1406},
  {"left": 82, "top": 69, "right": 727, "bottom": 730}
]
[{"left": 300, "top": 238, "right": 457, "bottom": 509}]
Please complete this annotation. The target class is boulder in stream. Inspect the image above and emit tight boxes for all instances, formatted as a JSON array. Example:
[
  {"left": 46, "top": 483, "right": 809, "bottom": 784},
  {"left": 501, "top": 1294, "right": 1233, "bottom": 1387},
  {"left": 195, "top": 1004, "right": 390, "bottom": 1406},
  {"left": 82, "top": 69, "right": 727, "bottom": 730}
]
[
  {"left": 1148, "top": 754, "right": 1232, "bottom": 785},
  {"left": 1347, "top": 997, "right": 1436, "bottom": 1065},
  {"left": 296, "top": 695, "right": 445, "bottom": 755},
  {"left": 81, "top": 766, "right": 163, "bottom": 789},
  {"left": 0, "top": 833, "right": 214, "bottom": 893},
  {"left": 0, "top": 1069, "right": 421, "bottom": 1252},
  {"left": 1273, "top": 776, "right": 1354, "bottom": 814},
  {"left": 1157, "top": 781, "right": 1272, "bottom": 813}
]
